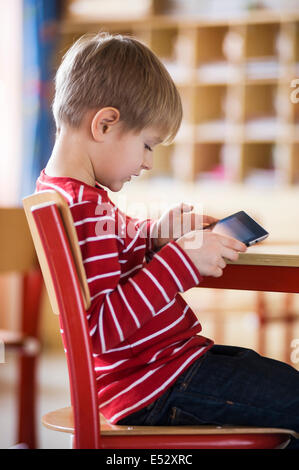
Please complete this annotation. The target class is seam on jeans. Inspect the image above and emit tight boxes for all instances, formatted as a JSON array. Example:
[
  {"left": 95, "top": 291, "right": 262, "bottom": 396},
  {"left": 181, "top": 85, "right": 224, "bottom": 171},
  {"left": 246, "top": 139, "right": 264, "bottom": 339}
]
[
  {"left": 143, "top": 355, "right": 207, "bottom": 424},
  {"left": 177, "top": 354, "right": 206, "bottom": 392},
  {"left": 145, "top": 400, "right": 156, "bottom": 412},
  {"left": 144, "top": 385, "right": 174, "bottom": 425},
  {"left": 170, "top": 407, "right": 177, "bottom": 422},
  {"left": 169, "top": 406, "right": 216, "bottom": 426},
  {"left": 169, "top": 399, "right": 297, "bottom": 430}
]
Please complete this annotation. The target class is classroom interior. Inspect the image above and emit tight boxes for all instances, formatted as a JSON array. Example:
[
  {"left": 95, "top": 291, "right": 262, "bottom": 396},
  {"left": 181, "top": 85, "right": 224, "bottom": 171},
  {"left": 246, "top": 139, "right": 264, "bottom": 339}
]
[{"left": 1, "top": 0, "right": 299, "bottom": 449}]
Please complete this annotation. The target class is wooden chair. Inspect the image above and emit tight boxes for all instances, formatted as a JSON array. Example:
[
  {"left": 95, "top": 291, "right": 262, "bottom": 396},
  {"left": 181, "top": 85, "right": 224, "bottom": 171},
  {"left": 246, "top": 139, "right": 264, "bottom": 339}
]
[
  {"left": 22, "top": 190, "right": 298, "bottom": 449},
  {"left": 0, "top": 207, "right": 44, "bottom": 448}
]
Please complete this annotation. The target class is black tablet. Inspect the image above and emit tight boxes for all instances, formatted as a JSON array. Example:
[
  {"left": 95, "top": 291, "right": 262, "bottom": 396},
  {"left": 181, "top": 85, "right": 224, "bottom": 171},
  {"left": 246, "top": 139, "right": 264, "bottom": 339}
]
[{"left": 208, "top": 210, "right": 269, "bottom": 246}]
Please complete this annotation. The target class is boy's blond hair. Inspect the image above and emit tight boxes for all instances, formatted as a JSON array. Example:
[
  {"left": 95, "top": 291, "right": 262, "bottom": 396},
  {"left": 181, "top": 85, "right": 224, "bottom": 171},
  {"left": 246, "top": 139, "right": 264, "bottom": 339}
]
[{"left": 52, "top": 31, "right": 182, "bottom": 144}]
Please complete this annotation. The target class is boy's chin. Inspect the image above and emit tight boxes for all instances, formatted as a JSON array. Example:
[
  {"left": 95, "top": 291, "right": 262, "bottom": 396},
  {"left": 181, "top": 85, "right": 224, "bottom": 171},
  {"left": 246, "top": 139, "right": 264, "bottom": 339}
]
[{"left": 108, "top": 179, "right": 128, "bottom": 192}]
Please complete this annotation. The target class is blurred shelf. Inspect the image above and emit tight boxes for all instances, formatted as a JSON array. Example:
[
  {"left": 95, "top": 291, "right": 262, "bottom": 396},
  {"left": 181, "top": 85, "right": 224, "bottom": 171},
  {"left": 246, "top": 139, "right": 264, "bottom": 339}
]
[
  {"left": 61, "top": 10, "right": 299, "bottom": 31},
  {"left": 58, "top": 5, "right": 299, "bottom": 187}
]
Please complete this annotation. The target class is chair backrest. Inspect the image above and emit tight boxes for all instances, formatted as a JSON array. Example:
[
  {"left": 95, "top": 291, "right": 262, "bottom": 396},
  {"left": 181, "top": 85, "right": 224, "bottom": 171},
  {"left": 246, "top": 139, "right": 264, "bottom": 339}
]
[
  {"left": 23, "top": 191, "right": 100, "bottom": 449},
  {"left": 0, "top": 207, "right": 38, "bottom": 273}
]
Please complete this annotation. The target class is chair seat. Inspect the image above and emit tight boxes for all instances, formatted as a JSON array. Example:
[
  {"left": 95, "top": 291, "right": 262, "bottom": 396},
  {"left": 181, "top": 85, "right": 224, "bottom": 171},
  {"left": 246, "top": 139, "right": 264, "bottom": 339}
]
[
  {"left": 0, "top": 329, "right": 40, "bottom": 354},
  {"left": 0, "top": 329, "right": 25, "bottom": 347},
  {"left": 42, "top": 406, "right": 298, "bottom": 449}
]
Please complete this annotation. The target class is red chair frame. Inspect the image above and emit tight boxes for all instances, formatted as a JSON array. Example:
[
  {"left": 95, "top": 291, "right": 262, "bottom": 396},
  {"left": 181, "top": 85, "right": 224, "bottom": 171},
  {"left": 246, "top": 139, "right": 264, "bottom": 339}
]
[{"left": 17, "top": 268, "right": 43, "bottom": 448}]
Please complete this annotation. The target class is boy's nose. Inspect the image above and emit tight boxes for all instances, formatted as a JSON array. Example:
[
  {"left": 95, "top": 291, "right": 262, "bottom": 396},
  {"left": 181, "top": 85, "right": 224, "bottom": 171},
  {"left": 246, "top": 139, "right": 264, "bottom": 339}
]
[
  {"left": 142, "top": 155, "right": 153, "bottom": 171},
  {"left": 141, "top": 162, "right": 152, "bottom": 171}
]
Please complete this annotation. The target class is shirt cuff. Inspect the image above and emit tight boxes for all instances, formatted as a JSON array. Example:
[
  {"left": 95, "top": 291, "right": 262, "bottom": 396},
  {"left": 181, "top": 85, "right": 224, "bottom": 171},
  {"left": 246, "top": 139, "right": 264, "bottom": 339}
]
[{"left": 167, "top": 239, "right": 203, "bottom": 290}]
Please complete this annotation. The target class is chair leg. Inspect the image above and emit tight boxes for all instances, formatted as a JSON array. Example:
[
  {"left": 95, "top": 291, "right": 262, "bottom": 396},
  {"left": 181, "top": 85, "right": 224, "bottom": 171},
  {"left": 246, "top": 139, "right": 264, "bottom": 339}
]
[
  {"left": 17, "top": 269, "right": 43, "bottom": 449},
  {"left": 17, "top": 354, "right": 38, "bottom": 449}
]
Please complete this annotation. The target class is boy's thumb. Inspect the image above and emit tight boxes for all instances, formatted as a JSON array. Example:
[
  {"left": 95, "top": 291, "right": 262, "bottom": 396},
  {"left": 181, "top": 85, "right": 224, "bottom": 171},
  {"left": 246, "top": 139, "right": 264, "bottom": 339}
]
[
  {"left": 181, "top": 202, "right": 194, "bottom": 212},
  {"left": 171, "top": 202, "right": 194, "bottom": 214}
]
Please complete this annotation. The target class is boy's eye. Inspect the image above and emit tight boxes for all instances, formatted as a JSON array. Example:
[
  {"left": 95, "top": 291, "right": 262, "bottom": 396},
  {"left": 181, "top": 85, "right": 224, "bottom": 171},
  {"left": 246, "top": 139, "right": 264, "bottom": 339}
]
[{"left": 144, "top": 144, "right": 153, "bottom": 152}]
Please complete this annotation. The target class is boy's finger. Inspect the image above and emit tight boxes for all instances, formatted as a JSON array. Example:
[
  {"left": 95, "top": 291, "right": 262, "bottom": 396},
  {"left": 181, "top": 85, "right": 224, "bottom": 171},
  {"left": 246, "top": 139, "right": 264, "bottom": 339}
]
[
  {"left": 202, "top": 215, "right": 219, "bottom": 225},
  {"left": 191, "top": 213, "right": 204, "bottom": 230},
  {"left": 191, "top": 214, "right": 218, "bottom": 231},
  {"left": 181, "top": 202, "right": 194, "bottom": 212},
  {"left": 171, "top": 202, "right": 193, "bottom": 215},
  {"left": 221, "top": 246, "right": 240, "bottom": 262},
  {"left": 219, "top": 235, "right": 247, "bottom": 252}
]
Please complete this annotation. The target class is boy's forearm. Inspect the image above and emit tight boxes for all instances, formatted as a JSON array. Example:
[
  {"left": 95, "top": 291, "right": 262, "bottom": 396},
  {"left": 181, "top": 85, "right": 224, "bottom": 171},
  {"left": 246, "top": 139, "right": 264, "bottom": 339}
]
[
  {"left": 135, "top": 217, "right": 178, "bottom": 259},
  {"left": 146, "top": 219, "right": 178, "bottom": 257},
  {"left": 93, "top": 239, "right": 202, "bottom": 353},
  {"left": 135, "top": 218, "right": 159, "bottom": 253}
]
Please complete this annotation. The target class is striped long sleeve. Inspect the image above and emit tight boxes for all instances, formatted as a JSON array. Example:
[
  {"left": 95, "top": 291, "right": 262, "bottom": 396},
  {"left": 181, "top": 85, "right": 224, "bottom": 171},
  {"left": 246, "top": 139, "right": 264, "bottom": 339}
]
[{"left": 71, "top": 199, "right": 202, "bottom": 354}]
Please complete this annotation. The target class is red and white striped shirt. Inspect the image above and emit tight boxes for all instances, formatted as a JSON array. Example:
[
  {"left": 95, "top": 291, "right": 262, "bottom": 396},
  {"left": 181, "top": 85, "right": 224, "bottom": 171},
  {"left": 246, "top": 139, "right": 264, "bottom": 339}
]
[{"left": 36, "top": 169, "right": 213, "bottom": 424}]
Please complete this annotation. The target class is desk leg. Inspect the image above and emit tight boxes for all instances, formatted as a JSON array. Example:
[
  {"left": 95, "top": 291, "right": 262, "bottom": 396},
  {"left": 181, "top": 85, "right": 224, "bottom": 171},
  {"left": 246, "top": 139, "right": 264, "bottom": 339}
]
[{"left": 257, "top": 292, "right": 267, "bottom": 357}]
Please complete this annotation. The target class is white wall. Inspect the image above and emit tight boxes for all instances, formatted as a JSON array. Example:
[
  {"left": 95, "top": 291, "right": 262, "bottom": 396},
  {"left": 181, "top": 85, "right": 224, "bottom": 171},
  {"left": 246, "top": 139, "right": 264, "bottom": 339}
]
[
  {"left": 0, "top": 1, "right": 23, "bottom": 332},
  {"left": 0, "top": 1, "right": 22, "bottom": 206}
]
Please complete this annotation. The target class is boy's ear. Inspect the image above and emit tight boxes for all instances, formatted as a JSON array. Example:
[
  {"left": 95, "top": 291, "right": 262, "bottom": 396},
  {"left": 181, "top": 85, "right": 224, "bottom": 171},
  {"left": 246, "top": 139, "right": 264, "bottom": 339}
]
[{"left": 91, "top": 107, "right": 120, "bottom": 141}]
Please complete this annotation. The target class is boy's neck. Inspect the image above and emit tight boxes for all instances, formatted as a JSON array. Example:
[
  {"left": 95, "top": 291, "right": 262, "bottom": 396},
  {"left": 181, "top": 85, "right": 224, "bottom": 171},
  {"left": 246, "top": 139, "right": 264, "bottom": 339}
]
[{"left": 45, "top": 127, "right": 96, "bottom": 187}]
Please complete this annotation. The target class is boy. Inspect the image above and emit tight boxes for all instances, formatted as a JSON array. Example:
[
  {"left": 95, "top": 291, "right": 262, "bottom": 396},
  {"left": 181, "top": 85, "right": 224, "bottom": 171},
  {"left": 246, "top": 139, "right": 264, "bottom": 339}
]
[{"left": 35, "top": 32, "right": 299, "bottom": 444}]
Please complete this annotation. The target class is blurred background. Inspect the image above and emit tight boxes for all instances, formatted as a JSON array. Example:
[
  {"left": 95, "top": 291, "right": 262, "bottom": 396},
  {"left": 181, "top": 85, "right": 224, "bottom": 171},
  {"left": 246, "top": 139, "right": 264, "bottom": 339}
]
[{"left": 1, "top": 0, "right": 299, "bottom": 448}]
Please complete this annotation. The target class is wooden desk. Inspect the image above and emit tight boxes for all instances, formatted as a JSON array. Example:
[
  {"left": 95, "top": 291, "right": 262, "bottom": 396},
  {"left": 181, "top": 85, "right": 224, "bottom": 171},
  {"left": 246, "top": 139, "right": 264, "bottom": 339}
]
[
  {"left": 199, "top": 244, "right": 299, "bottom": 293},
  {"left": 198, "top": 243, "right": 299, "bottom": 364}
]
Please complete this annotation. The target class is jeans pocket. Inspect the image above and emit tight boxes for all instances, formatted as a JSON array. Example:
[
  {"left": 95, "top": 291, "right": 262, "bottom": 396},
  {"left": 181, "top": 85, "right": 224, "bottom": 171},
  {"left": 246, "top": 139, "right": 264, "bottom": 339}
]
[
  {"left": 169, "top": 407, "right": 209, "bottom": 426},
  {"left": 177, "top": 355, "right": 206, "bottom": 392},
  {"left": 145, "top": 400, "right": 156, "bottom": 412}
]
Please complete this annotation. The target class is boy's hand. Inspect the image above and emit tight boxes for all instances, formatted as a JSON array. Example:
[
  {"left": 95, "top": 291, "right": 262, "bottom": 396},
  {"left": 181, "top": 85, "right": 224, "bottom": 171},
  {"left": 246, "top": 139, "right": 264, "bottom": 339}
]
[
  {"left": 176, "top": 230, "right": 247, "bottom": 278},
  {"left": 152, "top": 202, "right": 219, "bottom": 251}
]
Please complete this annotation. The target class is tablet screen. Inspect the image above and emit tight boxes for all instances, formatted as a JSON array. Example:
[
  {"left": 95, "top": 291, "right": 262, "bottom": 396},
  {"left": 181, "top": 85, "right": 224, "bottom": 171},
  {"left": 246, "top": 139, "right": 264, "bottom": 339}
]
[{"left": 211, "top": 211, "right": 268, "bottom": 246}]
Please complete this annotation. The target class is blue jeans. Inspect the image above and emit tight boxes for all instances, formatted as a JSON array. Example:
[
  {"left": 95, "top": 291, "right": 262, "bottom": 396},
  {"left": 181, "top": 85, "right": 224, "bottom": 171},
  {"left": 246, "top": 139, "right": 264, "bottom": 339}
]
[{"left": 117, "top": 345, "right": 299, "bottom": 448}]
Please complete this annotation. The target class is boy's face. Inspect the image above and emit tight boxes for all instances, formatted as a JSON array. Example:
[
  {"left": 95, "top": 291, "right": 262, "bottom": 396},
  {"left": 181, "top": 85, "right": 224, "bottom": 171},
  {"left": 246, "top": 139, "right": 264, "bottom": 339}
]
[{"left": 92, "top": 124, "right": 162, "bottom": 192}]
